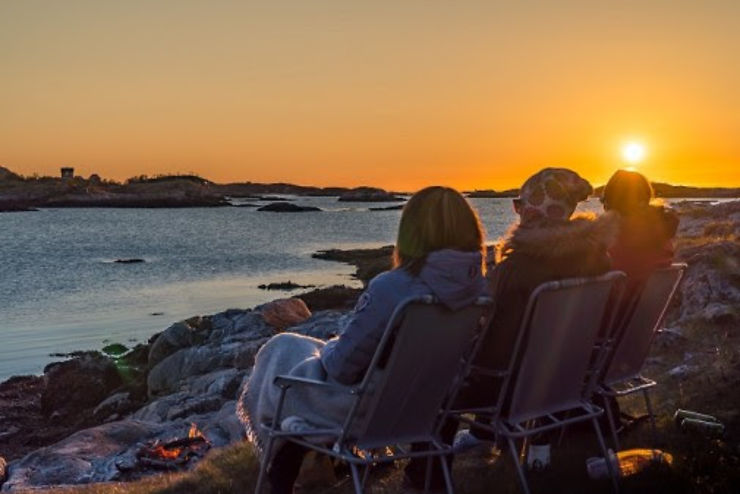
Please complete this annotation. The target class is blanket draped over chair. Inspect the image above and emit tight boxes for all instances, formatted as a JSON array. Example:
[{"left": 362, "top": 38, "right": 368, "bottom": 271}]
[{"left": 237, "top": 332, "right": 355, "bottom": 460}]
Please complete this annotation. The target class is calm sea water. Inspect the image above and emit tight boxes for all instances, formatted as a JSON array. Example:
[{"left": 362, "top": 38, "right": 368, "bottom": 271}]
[{"left": 0, "top": 197, "right": 605, "bottom": 379}]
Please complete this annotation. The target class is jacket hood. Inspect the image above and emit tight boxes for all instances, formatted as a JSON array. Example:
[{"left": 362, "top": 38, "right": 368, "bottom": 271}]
[
  {"left": 500, "top": 211, "right": 620, "bottom": 260},
  {"left": 418, "top": 249, "right": 486, "bottom": 310}
]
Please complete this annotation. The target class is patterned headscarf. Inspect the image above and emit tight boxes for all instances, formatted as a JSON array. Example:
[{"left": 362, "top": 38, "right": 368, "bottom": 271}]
[{"left": 517, "top": 168, "right": 593, "bottom": 226}]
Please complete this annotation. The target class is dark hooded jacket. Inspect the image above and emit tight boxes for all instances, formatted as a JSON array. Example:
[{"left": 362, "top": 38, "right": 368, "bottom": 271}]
[
  {"left": 466, "top": 212, "right": 619, "bottom": 403},
  {"left": 320, "top": 249, "right": 487, "bottom": 385}
]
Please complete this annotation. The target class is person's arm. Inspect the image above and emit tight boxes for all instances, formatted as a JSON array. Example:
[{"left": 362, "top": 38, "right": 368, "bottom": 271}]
[{"left": 320, "top": 274, "right": 397, "bottom": 385}]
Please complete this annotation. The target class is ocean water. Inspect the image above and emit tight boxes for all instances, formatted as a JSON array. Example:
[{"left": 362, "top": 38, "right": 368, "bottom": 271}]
[{"left": 0, "top": 196, "right": 600, "bottom": 379}]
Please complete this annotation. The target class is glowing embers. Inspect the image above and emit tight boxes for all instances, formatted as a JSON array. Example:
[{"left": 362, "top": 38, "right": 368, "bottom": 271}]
[{"left": 135, "top": 423, "right": 210, "bottom": 470}]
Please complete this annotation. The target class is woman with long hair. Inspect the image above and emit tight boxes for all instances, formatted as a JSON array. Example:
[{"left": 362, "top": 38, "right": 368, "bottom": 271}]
[{"left": 239, "top": 186, "right": 487, "bottom": 494}]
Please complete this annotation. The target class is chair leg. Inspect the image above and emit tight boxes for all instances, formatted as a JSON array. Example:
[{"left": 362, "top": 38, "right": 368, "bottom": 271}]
[
  {"left": 360, "top": 463, "right": 371, "bottom": 489},
  {"left": 506, "top": 437, "right": 531, "bottom": 494},
  {"left": 591, "top": 418, "right": 620, "bottom": 494},
  {"left": 643, "top": 389, "right": 657, "bottom": 448},
  {"left": 254, "top": 436, "right": 276, "bottom": 494},
  {"left": 349, "top": 462, "right": 364, "bottom": 494},
  {"left": 423, "top": 456, "right": 433, "bottom": 494},
  {"left": 439, "top": 453, "right": 455, "bottom": 494},
  {"left": 603, "top": 395, "right": 621, "bottom": 451}
]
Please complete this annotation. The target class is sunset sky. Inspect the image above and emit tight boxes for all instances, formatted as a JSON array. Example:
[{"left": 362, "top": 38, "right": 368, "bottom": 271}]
[{"left": 1, "top": 1, "right": 738, "bottom": 191}]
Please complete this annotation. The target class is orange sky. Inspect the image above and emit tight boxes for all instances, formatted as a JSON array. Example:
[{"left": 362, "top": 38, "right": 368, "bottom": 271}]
[{"left": 1, "top": 1, "right": 738, "bottom": 190}]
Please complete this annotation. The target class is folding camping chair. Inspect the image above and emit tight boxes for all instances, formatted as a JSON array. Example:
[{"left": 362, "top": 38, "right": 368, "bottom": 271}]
[
  {"left": 452, "top": 271, "right": 626, "bottom": 494},
  {"left": 597, "top": 263, "right": 686, "bottom": 450},
  {"left": 254, "top": 295, "right": 492, "bottom": 494}
]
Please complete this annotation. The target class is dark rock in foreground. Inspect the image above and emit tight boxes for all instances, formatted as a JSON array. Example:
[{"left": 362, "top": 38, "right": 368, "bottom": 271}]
[
  {"left": 256, "top": 202, "right": 321, "bottom": 213},
  {"left": 114, "top": 258, "right": 145, "bottom": 264},
  {"left": 338, "top": 187, "right": 404, "bottom": 202},
  {"left": 41, "top": 352, "right": 124, "bottom": 423}
]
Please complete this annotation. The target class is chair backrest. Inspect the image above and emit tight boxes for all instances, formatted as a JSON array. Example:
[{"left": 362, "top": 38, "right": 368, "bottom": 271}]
[
  {"left": 602, "top": 264, "right": 686, "bottom": 386},
  {"left": 344, "top": 296, "right": 491, "bottom": 450},
  {"left": 504, "top": 272, "right": 624, "bottom": 425}
]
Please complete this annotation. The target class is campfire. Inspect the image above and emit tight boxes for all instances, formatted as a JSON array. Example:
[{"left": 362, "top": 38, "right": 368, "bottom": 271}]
[{"left": 135, "top": 423, "right": 211, "bottom": 471}]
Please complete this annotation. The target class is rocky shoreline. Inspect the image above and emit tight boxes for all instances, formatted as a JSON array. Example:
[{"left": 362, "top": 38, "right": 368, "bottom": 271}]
[{"left": 0, "top": 200, "right": 738, "bottom": 491}]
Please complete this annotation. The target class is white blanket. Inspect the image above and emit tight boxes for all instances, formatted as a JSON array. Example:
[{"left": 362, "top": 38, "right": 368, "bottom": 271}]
[{"left": 237, "top": 333, "right": 356, "bottom": 459}]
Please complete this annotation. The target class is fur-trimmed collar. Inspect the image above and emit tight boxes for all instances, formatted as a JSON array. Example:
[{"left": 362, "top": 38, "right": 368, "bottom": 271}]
[{"left": 499, "top": 211, "right": 620, "bottom": 261}]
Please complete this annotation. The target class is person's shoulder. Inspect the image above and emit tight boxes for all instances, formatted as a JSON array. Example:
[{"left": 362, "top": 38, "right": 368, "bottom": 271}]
[{"left": 366, "top": 268, "right": 415, "bottom": 295}]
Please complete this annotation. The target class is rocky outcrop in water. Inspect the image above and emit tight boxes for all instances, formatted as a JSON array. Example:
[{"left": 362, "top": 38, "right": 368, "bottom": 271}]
[
  {"left": 256, "top": 202, "right": 321, "bottom": 212},
  {"left": 337, "top": 187, "right": 403, "bottom": 202}
]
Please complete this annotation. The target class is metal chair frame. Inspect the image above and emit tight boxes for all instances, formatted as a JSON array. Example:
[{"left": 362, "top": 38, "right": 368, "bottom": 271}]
[
  {"left": 254, "top": 295, "right": 493, "bottom": 494},
  {"left": 451, "top": 272, "right": 626, "bottom": 494},
  {"left": 596, "top": 263, "right": 686, "bottom": 450}
]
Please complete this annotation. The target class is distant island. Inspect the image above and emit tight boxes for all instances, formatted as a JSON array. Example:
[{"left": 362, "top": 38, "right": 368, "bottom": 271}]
[
  {"left": 0, "top": 167, "right": 404, "bottom": 211},
  {"left": 0, "top": 166, "right": 737, "bottom": 212},
  {"left": 467, "top": 183, "right": 740, "bottom": 200}
]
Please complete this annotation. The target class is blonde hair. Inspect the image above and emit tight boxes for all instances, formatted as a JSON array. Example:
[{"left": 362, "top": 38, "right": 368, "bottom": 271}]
[{"left": 393, "top": 186, "right": 486, "bottom": 275}]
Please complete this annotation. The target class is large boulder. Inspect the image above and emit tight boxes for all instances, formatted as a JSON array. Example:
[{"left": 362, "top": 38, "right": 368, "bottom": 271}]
[
  {"left": 257, "top": 298, "right": 312, "bottom": 330},
  {"left": 40, "top": 352, "right": 123, "bottom": 422},
  {"left": 148, "top": 316, "right": 212, "bottom": 368}
]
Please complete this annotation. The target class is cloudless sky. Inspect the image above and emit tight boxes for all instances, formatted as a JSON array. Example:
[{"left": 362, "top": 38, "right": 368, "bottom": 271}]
[{"left": 1, "top": 1, "right": 738, "bottom": 190}]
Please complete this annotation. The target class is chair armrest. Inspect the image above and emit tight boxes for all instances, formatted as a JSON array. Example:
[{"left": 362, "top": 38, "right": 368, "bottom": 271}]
[{"left": 273, "top": 375, "right": 357, "bottom": 394}]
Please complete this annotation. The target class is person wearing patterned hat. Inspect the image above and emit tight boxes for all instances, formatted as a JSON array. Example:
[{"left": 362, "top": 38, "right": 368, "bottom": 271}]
[{"left": 451, "top": 167, "right": 620, "bottom": 454}]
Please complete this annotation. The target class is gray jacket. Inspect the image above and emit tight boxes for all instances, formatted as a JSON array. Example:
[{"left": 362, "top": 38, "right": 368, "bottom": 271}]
[{"left": 320, "top": 249, "right": 487, "bottom": 384}]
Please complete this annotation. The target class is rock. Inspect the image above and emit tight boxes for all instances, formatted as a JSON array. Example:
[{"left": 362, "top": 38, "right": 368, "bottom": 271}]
[
  {"left": 148, "top": 317, "right": 212, "bottom": 369},
  {"left": 232, "top": 339, "right": 269, "bottom": 369},
  {"left": 337, "top": 187, "right": 403, "bottom": 202},
  {"left": 312, "top": 246, "right": 394, "bottom": 285},
  {"left": 1, "top": 420, "right": 171, "bottom": 490},
  {"left": 181, "top": 368, "right": 246, "bottom": 399},
  {"left": 256, "top": 202, "right": 321, "bottom": 212},
  {"left": 147, "top": 345, "right": 229, "bottom": 396},
  {"left": 258, "top": 298, "right": 312, "bottom": 330},
  {"left": 166, "top": 393, "right": 226, "bottom": 421},
  {"left": 41, "top": 352, "right": 123, "bottom": 422},
  {"left": 0, "top": 426, "right": 20, "bottom": 441},
  {"left": 369, "top": 204, "right": 404, "bottom": 211},
  {"left": 258, "top": 281, "right": 315, "bottom": 291},
  {"left": 668, "top": 364, "right": 696, "bottom": 378},
  {"left": 287, "top": 310, "right": 351, "bottom": 340},
  {"left": 675, "top": 241, "right": 740, "bottom": 321},
  {"left": 93, "top": 392, "right": 136, "bottom": 420},
  {"left": 700, "top": 303, "right": 738, "bottom": 324},
  {"left": 113, "top": 258, "right": 145, "bottom": 264},
  {"left": 297, "top": 285, "right": 362, "bottom": 311}
]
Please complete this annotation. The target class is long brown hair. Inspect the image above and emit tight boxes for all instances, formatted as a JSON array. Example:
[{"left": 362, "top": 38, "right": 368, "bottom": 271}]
[{"left": 393, "top": 186, "right": 485, "bottom": 276}]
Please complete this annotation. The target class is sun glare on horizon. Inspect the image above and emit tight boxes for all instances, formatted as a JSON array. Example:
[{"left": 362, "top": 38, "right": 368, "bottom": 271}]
[{"left": 621, "top": 141, "right": 647, "bottom": 165}]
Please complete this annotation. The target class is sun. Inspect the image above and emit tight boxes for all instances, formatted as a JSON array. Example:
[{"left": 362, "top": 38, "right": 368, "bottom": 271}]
[{"left": 621, "top": 141, "right": 647, "bottom": 164}]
